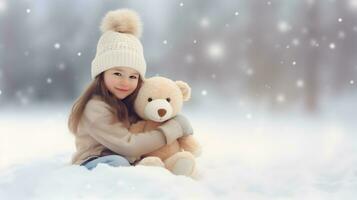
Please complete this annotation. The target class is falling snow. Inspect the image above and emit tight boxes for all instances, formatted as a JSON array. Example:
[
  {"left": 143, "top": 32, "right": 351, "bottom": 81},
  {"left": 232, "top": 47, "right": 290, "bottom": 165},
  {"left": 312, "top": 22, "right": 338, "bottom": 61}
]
[
  {"left": 47, "top": 78, "right": 52, "bottom": 84},
  {"left": 277, "top": 21, "right": 291, "bottom": 33},
  {"left": 292, "top": 38, "right": 300, "bottom": 46},
  {"left": 338, "top": 31, "right": 345, "bottom": 39},
  {"left": 207, "top": 43, "right": 224, "bottom": 59},
  {"left": 26, "top": 9, "right": 31, "bottom": 13},
  {"left": 200, "top": 18, "right": 210, "bottom": 28},
  {"left": 276, "top": 94, "right": 286, "bottom": 103},
  {"left": 201, "top": 90, "right": 207, "bottom": 96},
  {"left": 162, "top": 40, "right": 168, "bottom": 45},
  {"left": 310, "top": 39, "right": 319, "bottom": 47},
  {"left": 185, "top": 54, "right": 194, "bottom": 63},
  {"left": 329, "top": 43, "right": 336, "bottom": 49},
  {"left": 54, "top": 43, "right": 61, "bottom": 49},
  {"left": 58, "top": 63, "right": 66, "bottom": 71},
  {"left": 296, "top": 79, "right": 305, "bottom": 88},
  {"left": 246, "top": 68, "right": 254, "bottom": 76},
  {"left": 349, "top": 0, "right": 357, "bottom": 8},
  {"left": 77, "top": 52, "right": 82, "bottom": 56},
  {"left": 0, "top": 1, "right": 7, "bottom": 12}
]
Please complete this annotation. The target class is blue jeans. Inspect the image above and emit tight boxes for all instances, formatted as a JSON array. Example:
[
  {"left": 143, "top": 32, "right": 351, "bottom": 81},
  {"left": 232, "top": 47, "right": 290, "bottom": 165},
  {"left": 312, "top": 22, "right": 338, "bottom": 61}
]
[{"left": 82, "top": 155, "right": 131, "bottom": 170}]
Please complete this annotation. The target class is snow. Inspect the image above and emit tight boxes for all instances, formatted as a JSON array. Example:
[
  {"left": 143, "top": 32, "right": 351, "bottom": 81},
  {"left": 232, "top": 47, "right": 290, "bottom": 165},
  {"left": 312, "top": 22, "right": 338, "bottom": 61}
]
[
  {"left": 1, "top": 101, "right": 357, "bottom": 199},
  {"left": 277, "top": 21, "right": 291, "bottom": 33},
  {"left": 207, "top": 43, "right": 224, "bottom": 59},
  {"left": 0, "top": 0, "right": 7, "bottom": 13},
  {"left": 54, "top": 43, "right": 61, "bottom": 49}
]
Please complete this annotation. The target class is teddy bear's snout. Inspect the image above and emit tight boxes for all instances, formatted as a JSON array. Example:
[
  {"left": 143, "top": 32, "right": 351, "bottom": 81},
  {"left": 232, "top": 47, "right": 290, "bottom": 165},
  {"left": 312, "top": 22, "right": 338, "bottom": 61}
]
[{"left": 158, "top": 109, "right": 167, "bottom": 117}]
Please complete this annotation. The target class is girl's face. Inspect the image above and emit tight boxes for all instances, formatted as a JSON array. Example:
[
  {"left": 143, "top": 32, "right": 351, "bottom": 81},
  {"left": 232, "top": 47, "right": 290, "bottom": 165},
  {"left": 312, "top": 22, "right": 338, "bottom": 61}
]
[{"left": 103, "top": 66, "right": 140, "bottom": 100}]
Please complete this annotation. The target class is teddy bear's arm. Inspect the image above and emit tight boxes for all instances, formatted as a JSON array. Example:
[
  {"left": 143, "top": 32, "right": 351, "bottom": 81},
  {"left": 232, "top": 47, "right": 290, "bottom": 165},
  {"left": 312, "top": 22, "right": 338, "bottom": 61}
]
[
  {"left": 178, "top": 135, "right": 202, "bottom": 157},
  {"left": 129, "top": 120, "right": 147, "bottom": 134}
]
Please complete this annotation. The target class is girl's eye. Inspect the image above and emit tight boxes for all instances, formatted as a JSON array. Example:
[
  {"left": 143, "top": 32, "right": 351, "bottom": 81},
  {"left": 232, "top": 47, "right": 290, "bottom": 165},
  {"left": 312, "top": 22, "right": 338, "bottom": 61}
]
[
  {"left": 114, "top": 72, "right": 122, "bottom": 76},
  {"left": 148, "top": 98, "right": 153, "bottom": 102},
  {"left": 166, "top": 98, "right": 171, "bottom": 102},
  {"left": 130, "top": 75, "right": 138, "bottom": 79}
]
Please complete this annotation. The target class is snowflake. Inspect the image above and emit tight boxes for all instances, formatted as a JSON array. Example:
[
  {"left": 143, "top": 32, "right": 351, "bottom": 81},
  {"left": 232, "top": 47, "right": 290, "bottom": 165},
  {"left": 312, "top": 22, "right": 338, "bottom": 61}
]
[
  {"left": 245, "top": 113, "right": 252, "bottom": 120},
  {"left": 292, "top": 38, "right": 300, "bottom": 46},
  {"left": 0, "top": 1, "right": 7, "bottom": 12},
  {"left": 162, "top": 40, "right": 167, "bottom": 45},
  {"left": 77, "top": 52, "right": 82, "bottom": 56},
  {"left": 201, "top": 90, "right": 207, "bottom": 96},
  {"left": 211, "top": 74, "right": 216, "bottom": 79},
  {"left": 338, "top": 31, "right": 345, "bottom": 39},
  {"left": 207, "top": 43, "right": 224, "bottom": 59},
  {"left": 193, "top": 40, "right": 197, "bottom": 44},
  {"left": 185, "top": 54, "right": 194, "bottom": 63},
  {"left": 246, "top": 68, "right": 254, "bottom": 76},
  {"left": 276, "top": 94, "right": 286, "bottom": 103},
  {"left": 267, "top": 1, "right": 272, "bottom": 5},
  {"left": 47, "top": 78, "right": 52, "bottom": 84},
  {"left": 58, "top": 63, "right": 66, "bottom": 70},
  {"left": 310, "top": 39, "right": 319, "bottom": 47},
  {"left": 349, "top": 0, "right": 357, "bottom": 9},
  {"left": 234, "top": 11, "right": 239, "bottom": 16},
  {"left": 338, "top": 18, "right": 343, "bottom": 22},
  {"left": 0, "top": 89, "right": 2, "bottom": 95},
  {"left": 329, "top": 43, "right": 336, "bottom": 49},
  {"left": 350, "top": 80, "right": 355, "bottom": 85},
  {"left": 292, "top": 61, "right": 297, "bottom": 66},
  {"left": 179, "top": 2, "right": 184, "bottom": 7},
  {"left": 26, "top": 8, "right": 31, "bottom": 14},
  {"left": 296, "top": 79, "right": 305, "bottom": 88},
  {"left": 54, "top": 43, "right": 61, "bottom": 49},
  {"left": 277, "top": 21, "right": 291, "bottom": 33},
  {"left": 200, "top": 18, "right": 210, "bottom": 28}
]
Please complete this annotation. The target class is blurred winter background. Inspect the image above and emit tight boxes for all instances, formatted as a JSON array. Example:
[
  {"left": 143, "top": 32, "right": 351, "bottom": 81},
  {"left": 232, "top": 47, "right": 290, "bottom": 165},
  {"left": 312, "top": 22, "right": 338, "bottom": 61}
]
[{"left": 1, "top": 0, "right": 357, "bottom": 199}]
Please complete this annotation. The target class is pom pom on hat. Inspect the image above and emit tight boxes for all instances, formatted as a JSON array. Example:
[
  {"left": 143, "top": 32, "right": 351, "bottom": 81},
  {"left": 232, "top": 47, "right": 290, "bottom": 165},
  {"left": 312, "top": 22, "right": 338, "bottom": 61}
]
[{"left": 100, "top": 8, "right": 142, "bottom": 38}]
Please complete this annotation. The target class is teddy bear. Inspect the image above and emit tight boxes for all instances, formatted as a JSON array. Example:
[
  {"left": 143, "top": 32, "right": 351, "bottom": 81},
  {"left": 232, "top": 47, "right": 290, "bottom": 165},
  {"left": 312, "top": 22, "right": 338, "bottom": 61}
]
[{"left": 129, "top": 76, "right": 201, "bottom": 177}]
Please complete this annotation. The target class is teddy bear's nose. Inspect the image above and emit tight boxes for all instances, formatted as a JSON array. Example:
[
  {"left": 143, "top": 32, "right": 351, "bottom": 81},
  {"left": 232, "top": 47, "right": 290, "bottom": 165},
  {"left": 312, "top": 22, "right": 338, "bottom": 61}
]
[{"left": 158, "top": 109, "right": 167, "bottom": 117}]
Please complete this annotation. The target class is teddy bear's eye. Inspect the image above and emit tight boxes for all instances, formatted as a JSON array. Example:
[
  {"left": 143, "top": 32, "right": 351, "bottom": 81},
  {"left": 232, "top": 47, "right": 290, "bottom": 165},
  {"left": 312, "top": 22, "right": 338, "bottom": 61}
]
[
  {"left": 166, "top": 98, "right": 171, "bottom": 102},
  {"left": 148, "top": 98, "right": 153, "bottom": 102}
]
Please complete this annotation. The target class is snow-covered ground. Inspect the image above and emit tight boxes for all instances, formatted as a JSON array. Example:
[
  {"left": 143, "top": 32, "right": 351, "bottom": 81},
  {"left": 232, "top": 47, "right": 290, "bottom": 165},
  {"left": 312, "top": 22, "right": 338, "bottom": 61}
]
[{"left": 1, "top": 101, "right": 357, "bottom": 199}]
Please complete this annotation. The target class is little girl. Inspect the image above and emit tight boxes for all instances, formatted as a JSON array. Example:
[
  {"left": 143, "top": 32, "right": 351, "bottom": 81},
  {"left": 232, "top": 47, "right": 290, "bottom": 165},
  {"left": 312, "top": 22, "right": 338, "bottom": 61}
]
[{"left": 68, "top": 9, "right": 193, "bottom": 170}]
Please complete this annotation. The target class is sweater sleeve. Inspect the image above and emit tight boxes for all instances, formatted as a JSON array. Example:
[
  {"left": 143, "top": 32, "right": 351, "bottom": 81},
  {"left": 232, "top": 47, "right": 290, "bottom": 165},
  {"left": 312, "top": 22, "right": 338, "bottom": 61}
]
[{"left": 82, "top": 99, "right": 183, "bottom": 157}]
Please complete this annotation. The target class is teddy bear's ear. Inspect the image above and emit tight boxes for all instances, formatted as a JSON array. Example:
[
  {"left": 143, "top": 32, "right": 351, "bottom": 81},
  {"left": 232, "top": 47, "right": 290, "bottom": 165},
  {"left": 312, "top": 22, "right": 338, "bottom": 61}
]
[{"left": 175, "top": 81, "right": 191, "bottom": 101}]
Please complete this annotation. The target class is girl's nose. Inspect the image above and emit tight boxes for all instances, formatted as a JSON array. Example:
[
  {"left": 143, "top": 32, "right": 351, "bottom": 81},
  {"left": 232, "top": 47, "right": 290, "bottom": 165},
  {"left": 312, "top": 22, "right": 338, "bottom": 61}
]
[{"left": 119, "top": 78, "right": 130, "bottom": 86}]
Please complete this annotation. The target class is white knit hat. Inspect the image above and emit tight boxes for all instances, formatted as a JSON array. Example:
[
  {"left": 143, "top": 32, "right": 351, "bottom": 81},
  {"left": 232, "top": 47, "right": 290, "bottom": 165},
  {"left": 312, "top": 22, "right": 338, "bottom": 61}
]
[{"left": 91, "top": 9, "right": 146, "bottom": 79}]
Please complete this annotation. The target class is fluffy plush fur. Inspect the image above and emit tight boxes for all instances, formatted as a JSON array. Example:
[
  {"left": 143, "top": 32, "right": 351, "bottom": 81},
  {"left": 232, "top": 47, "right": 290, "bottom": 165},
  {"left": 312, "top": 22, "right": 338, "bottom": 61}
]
[
  {"left": 129, "top": 76, "right": 201, "bottom": 178},
  {"left": 100, "top": 8, "right": 142, "bottom": 38}
]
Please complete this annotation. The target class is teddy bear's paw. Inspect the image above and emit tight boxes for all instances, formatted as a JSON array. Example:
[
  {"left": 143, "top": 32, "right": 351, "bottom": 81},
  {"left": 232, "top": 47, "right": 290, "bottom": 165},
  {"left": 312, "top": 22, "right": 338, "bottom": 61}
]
[
  {"left": 137, "top": 157, "right": 165, "bottom": 167},
  {"left": 191, "top": 147, "right": 202, "bottom": 157},
  {"left": 171, "top": 157, "right": 195, "bottom": 176},
  {"left": 165, "top": 151, "right": 196, "bottom": 177}
]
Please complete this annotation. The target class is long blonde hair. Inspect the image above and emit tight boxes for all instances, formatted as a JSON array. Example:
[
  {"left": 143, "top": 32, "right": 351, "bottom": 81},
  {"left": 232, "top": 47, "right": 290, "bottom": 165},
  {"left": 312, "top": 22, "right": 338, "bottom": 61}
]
[{"left": 68, "top": 72, "right": 143, "bottom": 134}]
